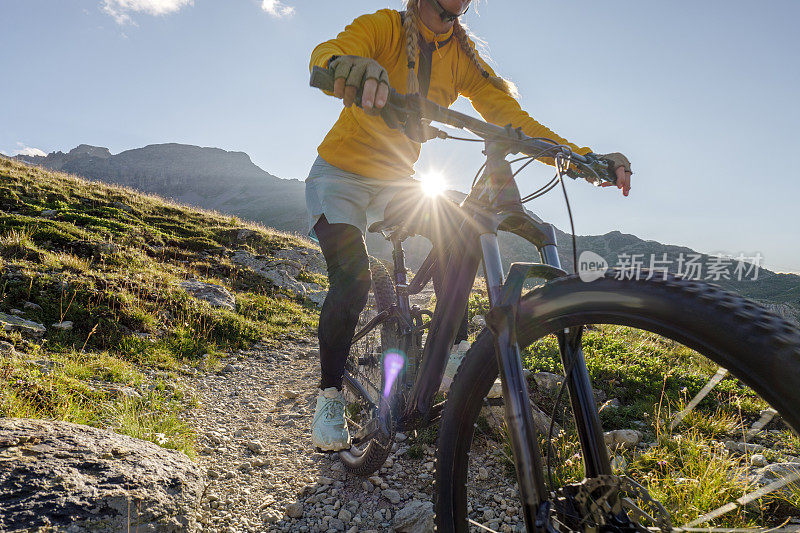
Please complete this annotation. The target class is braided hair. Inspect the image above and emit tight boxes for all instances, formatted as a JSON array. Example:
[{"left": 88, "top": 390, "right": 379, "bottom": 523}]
[{"left": 403, "top": 0, "right": 518, "bottom": 98}]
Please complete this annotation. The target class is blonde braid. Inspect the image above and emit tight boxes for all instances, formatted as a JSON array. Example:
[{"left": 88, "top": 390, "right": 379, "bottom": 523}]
[
  {"left": 403, "top": 0, "right": 421, "bottom": 94},
  {"left": 452, "top": 19, "right": 519, "bottom": 98}
]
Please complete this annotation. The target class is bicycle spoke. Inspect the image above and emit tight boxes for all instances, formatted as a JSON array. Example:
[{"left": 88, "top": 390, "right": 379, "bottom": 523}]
[
  {"left": 670, "top": 366, "right": 729, "bottom": 431},
  {"left": 684, "top": 471, "right": 800, "bottom": 527},
  {"left": 468, "top": 518, "right": 502, "bottom": 532},
  {"left": 747, "top": 408, "right": 779, "bottom": 438}
]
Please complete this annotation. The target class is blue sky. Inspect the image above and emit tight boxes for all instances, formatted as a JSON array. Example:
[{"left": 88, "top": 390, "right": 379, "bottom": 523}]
[{"left": 2, "top": 0, "right": 799, "bottom": 272}]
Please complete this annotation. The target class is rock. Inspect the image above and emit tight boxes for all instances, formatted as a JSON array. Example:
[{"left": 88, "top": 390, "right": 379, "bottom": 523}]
[
  {"left": 103, "top": 384, "right": 141, "bottom": 400},
  {"left": 338, "top": 508, "right": 352, "bottom": 522},
  {"left": 382, "top": 489, "right": 402, "bottom": 504},
  {"left": 23, "top": 301, "right": 42, "bottom": 311},
  {"left": 471, "top": 314, "right": 486, "bottom": 327},
  {"left": 603, "top": 429, "right": 642, "bottom": 450},
  {"left": 178, "top": 280, "right": 236, "bottom": 310},
  {"left": 286, "top": 501, "right": 304, "bottom": 518},
  {"left": 221, "top": 363, "right": 236, "bottom": 374},
  {"left": 610, "top": 455, "right": 628, "bottom": 471},
  {"left": 532, "top": 372, "right": 564, "bottom": 396},
  {"left": 482, "top": 400, "right": 560, "bottom": 437},
  {"left": 751, "top": 454, "right": 768, "bottom": 467},
  {"left": 0, "top": 341, "right": 15, "bottom": 355},
  {"left": 487, "top": 378, "right": 503, "bottom": 399},
  {"left": 245, "top": 440, "right": 264, "bottom": 454},
  {"left": 10, "top": 309, "right": 24, "bottom": 316},
  {"left": 230, "top": 249, "right": 327, "bottom": 306},
  {"left": 0, "top": 418, "right": 203, "bottom": 532},
  {"left": 51, "top": 321, "right": 73, "bottom": 331},
  {"left": 393, "top": 499, "right": 435, "bottom": 533},
  {"left": 396, "top": 432, "right": 408, "bottom": 442},
  {"left": 0, "top": 312, "right": 46, "bottom": 337},
  {"left": 723, "top": 440, "right": 764, "bottom": 454},
  {"left": 237, "top": 229, "right": 257, "bottom": 241},
  {"left": 40, "top": 209, "right": 57, "bottom": 218},
  {"left": 752, "top": 463, "right": 800, "bottom": 496}
]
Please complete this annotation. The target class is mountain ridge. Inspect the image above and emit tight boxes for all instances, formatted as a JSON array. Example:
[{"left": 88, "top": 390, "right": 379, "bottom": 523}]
[{"left": 15, "top": 144, "right": 799, "bottom": 322}]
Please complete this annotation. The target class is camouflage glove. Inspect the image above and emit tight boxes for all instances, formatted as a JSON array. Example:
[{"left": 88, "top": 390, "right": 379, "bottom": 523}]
[{"left": 328, "top": 55, "right": 390, "bottom": 92}]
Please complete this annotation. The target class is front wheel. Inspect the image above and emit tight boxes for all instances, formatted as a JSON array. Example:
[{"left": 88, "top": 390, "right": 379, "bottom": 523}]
[{"left": 436, "top": 271, "right": 800, "bottom": 531}]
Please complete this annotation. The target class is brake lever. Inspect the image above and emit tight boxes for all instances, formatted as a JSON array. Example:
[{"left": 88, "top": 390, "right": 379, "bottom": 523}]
[{"left": 565, "top": 154, "right": 616, "bottom": 186}]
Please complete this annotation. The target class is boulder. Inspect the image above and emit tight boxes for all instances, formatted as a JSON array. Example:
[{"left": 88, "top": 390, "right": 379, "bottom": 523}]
[
  {"left": 603, "top": 429, "right": 642, "bottom": 450},
  {"left": 178, "top": 280, "right": 235, "bottom": 310},
  {"left": 481, "top": 400, "right": 561, "bottom": 437},
  {"left": 0, "top": 312, "right": 46, "bottom": 337},
  {"left": 470, "top": 314, "right": 486, "bottom": 327},
  {"left": 393, "top": 499, "right": 435, "bottom": 533},
  {"left": 532, "top": 372, "right": 564, "bottom": 396},
  {"left": 752, "top": 462, "right": 800, "bottom": 496},
  {"left": 0, "top": 418, "right": 204, "bottom": 532},
  {"left": 230, "top": 250, "right": 327, "bottom": 306}
]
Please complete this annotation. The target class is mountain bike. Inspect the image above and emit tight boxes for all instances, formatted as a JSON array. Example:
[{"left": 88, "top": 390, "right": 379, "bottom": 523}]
[{"left": 310, "top": 66, "right": 800, "bottom": 532}]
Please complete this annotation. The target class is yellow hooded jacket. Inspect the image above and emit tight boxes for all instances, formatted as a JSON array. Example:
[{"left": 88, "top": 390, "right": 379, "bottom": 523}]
[{"left": 310, "top": 9, "right": 592, "bottom": 180}]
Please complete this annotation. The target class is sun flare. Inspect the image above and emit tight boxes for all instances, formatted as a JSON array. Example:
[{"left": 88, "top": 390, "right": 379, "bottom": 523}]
[{"left": 419, "top": 171, "right": 446, "bottom": 197}]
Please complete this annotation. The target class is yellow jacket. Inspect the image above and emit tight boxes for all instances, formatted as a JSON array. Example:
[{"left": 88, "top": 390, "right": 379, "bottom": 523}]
[{"left": 310, "top": 9, "right": 592, "bottom": 180}]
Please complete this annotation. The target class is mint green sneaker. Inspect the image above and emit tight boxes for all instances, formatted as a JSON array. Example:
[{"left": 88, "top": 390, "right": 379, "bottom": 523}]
[{"left": 311, "top": 387, "right": 350, "bottom": 451}]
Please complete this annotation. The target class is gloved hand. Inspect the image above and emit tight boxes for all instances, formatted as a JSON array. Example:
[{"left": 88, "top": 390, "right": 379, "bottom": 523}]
[
  {"left": 597, "top": 152, "right": 632, "bottom": 197},
  {"left": 328, "top": 55, "right": 390, "bottom": 114}
]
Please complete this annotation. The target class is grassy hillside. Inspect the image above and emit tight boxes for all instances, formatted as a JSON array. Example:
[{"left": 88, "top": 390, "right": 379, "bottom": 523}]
[
  {"left": 0, "top": 156, "right": 320, "bottom": 454},
  {"left": 2, "top": 156, "right": 797, "bottom": 525}
]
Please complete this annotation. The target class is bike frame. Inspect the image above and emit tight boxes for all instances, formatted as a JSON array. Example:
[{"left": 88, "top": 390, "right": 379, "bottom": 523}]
[{"left": 350, "top": 138, "right": 612, "bottom": 531}]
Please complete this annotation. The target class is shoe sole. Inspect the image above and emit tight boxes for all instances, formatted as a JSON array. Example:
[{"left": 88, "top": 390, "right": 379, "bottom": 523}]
[{"left": 313, "top": 442, "right": 351, "bottom": 453}]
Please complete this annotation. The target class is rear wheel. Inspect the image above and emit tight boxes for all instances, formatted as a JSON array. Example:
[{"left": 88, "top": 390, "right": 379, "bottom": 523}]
[
  {"left": 339, "top": 258, "right": 399, "bottom": 476},
  {"left": 436, "top": 271, "right": 800, "bottom": 531}
]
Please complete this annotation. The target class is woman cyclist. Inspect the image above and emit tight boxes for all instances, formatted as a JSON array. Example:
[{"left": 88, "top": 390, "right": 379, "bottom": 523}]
[{"left": 306, "top": 0, "right": 632, "bottom": 451}]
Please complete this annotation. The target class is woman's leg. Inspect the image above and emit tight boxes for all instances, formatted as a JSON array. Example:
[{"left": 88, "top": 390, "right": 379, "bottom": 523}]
[{"left": 313, "top": 214, "right": 372, "bottom": 391}]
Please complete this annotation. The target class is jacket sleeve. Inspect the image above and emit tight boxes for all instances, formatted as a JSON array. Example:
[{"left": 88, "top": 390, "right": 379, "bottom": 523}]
[
  {"left": 309, "top": 10, "right": 394, "bottom": 71},
  {"left": 457, "top": 39, "right": 593, "bottom": 167}
]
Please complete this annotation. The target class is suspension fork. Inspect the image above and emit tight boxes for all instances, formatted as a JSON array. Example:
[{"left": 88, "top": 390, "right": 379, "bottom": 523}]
[
  {"left": 543, "top": 251, "right": 611, "bottom": 478},
  {"left": 482, "top": 235, "right": 611, "bottom": 530},
  {"left": 482, "top": 232, "right": 547, "bottom": 531}
]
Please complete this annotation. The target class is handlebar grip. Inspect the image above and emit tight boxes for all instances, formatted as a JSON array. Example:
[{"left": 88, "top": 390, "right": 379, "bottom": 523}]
[{"left": 310, "top": 66, "right": 336, "bottom": 93}]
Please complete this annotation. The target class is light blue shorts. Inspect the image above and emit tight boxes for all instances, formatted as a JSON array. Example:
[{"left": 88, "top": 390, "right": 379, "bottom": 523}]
[{"left": 305, "top": 155, "right": 418, "bottom": 242}]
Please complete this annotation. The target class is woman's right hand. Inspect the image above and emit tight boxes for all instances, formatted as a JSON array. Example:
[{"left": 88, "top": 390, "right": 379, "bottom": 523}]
[{"left": 329, "top": 55, "right": 390, "bottom": 115}]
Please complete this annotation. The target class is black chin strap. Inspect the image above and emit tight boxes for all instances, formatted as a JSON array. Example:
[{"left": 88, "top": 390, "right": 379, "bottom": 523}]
[{"left": 425, "top": 0, "right": 468, "bottom": 23}]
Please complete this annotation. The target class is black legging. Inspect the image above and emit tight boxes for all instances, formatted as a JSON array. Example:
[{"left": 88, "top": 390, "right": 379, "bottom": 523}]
[{"left": 314, "top": 214, "right": 469, "bottom": 391}]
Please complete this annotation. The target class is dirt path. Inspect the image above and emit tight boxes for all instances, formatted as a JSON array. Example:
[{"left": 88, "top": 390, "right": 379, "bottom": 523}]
[
  {"left": 184, "top": 284, "right": 524, "bottom": 533},
  {"left": 185, "top": 337, "right": 447, "bottom": 533}
]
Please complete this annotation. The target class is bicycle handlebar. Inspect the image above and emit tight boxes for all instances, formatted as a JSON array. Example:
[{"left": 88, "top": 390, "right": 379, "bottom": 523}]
[{"left": 309, "top": 66, "right": 615, "bottom": 185}]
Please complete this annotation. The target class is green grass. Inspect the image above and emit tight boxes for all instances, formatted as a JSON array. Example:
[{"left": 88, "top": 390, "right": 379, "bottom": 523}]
[
  {"left": 515, "top": 323, "right": 799, "bottom": 526},
  {"left": 0, "top": 156, "right": 321, "bottom": 455}
]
